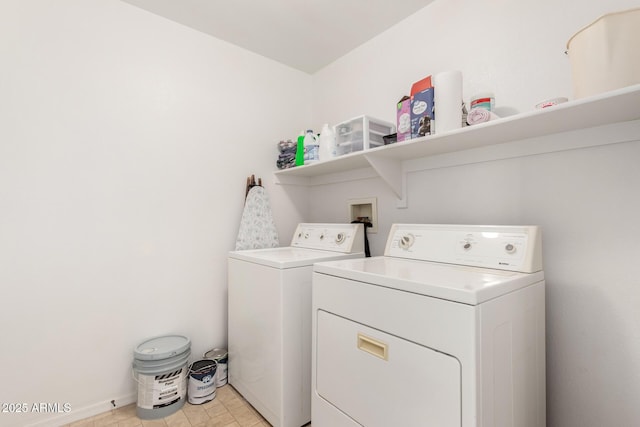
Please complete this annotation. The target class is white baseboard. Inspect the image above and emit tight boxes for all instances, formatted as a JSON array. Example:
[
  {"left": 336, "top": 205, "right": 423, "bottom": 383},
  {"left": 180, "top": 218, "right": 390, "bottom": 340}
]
[{"left": 25, "top": 393, "right": 137, "bottom": 427}]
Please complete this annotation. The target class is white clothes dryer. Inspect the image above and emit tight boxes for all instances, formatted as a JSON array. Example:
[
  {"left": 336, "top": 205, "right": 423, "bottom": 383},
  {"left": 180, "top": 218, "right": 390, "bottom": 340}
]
[
  {"left": 228, "top": 223, "right": 364, "bottom": 427},
  {"left": 312, "top": 224, "right": 546, "bottom": 427}
]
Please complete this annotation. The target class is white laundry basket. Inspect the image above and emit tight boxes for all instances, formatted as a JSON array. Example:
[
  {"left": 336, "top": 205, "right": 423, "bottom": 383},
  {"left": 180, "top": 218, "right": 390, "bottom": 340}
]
[{"left": 566, "top": 8, "right": 640, "bottom": 98}]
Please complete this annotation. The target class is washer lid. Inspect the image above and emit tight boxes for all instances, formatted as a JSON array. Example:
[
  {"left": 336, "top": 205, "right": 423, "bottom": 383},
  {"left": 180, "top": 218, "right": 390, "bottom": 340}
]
[
  {"left": 228, "top": 246, "right": 364, "bottom": 269},
  {"left": 313, "top": 256, "right": 544, "bottom": 305},
  {"left": 134, "top": 335, "right": 191, "bottom": 360}
]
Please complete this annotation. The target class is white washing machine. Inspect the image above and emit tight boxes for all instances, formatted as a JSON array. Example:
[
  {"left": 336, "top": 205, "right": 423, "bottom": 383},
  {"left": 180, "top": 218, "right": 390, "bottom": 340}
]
[
  {"left": 312, "top": 224, "right": 546, "bottom": 427},
  {"left": 228, "top": 223, "right": 365, "bottom": 427}
]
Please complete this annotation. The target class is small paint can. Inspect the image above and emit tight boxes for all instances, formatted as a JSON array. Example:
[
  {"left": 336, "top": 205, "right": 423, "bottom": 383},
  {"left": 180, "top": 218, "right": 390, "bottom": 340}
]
[
  {"left": 204, "top": 348, "right": 228, "bottom": 387},
  {"left": 188, "top": 359, "right": 217, "bottom": 404}
]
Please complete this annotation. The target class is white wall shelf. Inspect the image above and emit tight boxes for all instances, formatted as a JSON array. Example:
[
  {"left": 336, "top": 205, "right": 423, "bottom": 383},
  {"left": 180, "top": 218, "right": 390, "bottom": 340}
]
[{"left": 274, "top": 84, "right": 640, "bottom": 207}]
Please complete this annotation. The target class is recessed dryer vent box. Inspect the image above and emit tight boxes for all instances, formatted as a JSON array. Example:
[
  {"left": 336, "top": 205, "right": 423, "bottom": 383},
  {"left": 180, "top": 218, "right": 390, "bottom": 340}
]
[{"left": 348, "top": 197, "right": 378, "bottom": 234}]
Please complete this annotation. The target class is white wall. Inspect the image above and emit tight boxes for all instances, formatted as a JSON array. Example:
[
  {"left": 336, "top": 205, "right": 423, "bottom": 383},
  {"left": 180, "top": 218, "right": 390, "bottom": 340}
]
[
  {"left": 3, "top": 0, "right": 639, "bottom": 426},
  {"left": 309, "top": 0, "right": 640, "bottom": 426},
  {"left": 312, "top": 0, "right": 639, "bottom": 128},
  {"left": 0, "top": 1, "right": 309, "bottom": 425}
]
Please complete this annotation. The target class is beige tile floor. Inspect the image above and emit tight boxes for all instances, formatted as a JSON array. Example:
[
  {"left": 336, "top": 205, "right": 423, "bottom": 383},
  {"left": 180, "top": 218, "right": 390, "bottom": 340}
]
[{"left": 64, "top": 385, "right": 300, "bottom": 427}]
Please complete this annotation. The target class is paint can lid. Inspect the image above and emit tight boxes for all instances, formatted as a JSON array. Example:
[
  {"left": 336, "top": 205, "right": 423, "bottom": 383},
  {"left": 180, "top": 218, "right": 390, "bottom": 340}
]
[
  {"left": 134, "top": 335, "right": 191, "bottom": 360},
  {"left": 204, "top": 348, "right": 228, "bottom": 360}
]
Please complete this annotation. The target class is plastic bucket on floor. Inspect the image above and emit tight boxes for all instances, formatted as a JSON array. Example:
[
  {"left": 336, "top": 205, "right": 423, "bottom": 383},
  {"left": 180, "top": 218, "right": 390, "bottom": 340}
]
[
  {"left": 204, "top": 348, "right": 228, "bottom": 387},
  {"left": 188, "top": 359, "right": 218, "bottom": 404},
  {"left": 132, "top": 335, "right": 191, "bottom": 420}
]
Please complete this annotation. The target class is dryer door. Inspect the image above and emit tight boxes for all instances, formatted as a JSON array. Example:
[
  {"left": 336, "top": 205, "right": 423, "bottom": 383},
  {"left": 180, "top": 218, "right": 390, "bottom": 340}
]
[{"left": 316, "top": 310, "right": 461, "bottom": 427}]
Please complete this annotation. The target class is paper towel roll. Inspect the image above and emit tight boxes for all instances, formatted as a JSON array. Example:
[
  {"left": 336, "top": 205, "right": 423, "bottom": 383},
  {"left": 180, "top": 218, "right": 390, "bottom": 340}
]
[{"left": 434, "top": 70, "right": 463, "bottom": 133}]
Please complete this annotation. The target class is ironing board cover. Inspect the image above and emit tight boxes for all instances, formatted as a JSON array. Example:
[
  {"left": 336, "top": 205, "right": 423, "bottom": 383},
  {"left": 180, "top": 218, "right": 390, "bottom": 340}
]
[{"left": 235, "top": 186, "right": 279, "bottom": 250}]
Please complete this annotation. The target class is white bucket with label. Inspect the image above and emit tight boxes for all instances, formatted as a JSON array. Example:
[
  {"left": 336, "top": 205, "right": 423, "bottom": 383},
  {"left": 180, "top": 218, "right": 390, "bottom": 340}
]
[
  {"left": 132, "top": 335, "right": 191, "bottom": 420},
  {"left": 204, "top": 348, "right": 228, "bottom": 387},
  {"left": 188, "top": 359, "right": 218, "bottom": 404}
]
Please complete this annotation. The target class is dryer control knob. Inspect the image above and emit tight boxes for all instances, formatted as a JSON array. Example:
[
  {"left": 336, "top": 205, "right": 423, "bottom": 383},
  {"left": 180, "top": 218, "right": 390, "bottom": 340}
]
[
  {"left": 463, "top": 242, "right": 472, "bottom": 250},
  {"left": 399, "top": 234, "right": 415, "bottom": 250},
  {"left": 335, "top": 233, "right": 345, "bottom": 244},
  {"left": 505, "top": 243, "right": 516, "bottom": 254}
]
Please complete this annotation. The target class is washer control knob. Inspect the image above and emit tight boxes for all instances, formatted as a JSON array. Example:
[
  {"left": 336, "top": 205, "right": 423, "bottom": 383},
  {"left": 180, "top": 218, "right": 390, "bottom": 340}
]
[
  {"left": 335, "top": 233, "right": 345, "bottom": 244},
  {"left": 399, "top": 234, "right": 415, "bottom": 250},
  {"left": 463, "top": 242, "right": 472, "bottom": 250},
  {"left": 505, "top": 243, "right": 516, "bottom": 254}
]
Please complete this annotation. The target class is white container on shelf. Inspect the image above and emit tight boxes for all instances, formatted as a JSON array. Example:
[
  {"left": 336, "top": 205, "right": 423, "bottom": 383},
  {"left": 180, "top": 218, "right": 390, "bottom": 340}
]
[
  {"left": 566, "top": 7, "right": 640, "bottom": 98},
  {"left": 318, "top": 123, "right": 336, "bottom": 161},
  {"left": 334, "top": 115, "right": 395, "bottom": 156}
]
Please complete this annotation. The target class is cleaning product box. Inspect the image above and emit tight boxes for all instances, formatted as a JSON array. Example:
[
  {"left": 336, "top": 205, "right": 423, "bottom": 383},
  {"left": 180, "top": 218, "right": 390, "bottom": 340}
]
[
  {"left": 396, "top": 95, "right": 411, "bottom": 142},
  {"left": 410, "top": 75, "right": 434, "bottom": 138}
]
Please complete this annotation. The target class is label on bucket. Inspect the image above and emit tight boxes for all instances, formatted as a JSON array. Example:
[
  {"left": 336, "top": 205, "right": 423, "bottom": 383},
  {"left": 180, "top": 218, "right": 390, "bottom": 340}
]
[{"left": 137, "top": 368, "right": 187, "bottom": 410}]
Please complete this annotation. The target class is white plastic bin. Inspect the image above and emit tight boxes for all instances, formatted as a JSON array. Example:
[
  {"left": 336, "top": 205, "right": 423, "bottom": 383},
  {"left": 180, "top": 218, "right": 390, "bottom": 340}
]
[
  {"left": 334, "top": 116, "right": 395, "bottom": 156},
  {"left": 566, "top": 8, "right": 640, "bottom": 98}
]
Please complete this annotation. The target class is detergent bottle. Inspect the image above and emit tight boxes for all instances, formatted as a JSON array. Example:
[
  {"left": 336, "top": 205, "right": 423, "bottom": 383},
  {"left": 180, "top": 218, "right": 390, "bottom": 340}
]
[
  {"left": 303, "top": 129, "right": 319, "bottom": 164},
  {"left": 295, "top": 130, "right": 305, "bottom": 166},
  {"left": 318, "top": 123, "right": 336, "bottom": 161}
]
